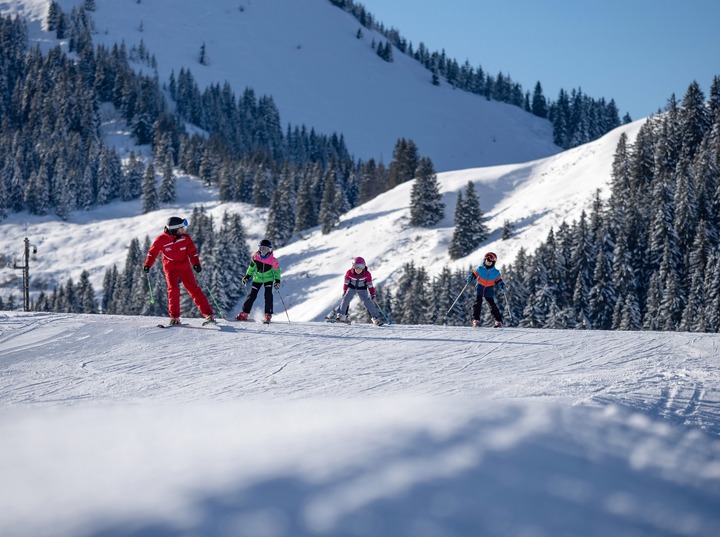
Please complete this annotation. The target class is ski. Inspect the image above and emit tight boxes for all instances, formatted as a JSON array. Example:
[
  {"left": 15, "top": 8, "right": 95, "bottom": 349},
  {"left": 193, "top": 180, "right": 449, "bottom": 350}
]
[{"left": 156, "top": 320, "right": 219, "bottom": 329}]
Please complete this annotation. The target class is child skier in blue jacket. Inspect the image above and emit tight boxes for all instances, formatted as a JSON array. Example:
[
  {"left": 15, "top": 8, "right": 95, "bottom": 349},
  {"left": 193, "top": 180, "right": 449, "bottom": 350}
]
[{"left": 467, "top": 251, "right": 507, "bottom": 327}]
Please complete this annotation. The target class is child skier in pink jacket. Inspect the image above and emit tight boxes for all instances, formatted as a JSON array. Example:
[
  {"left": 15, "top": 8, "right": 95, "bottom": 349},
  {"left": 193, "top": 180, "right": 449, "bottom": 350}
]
[{"left": 336, "top": 257, "right": 383, "bottom": 325}]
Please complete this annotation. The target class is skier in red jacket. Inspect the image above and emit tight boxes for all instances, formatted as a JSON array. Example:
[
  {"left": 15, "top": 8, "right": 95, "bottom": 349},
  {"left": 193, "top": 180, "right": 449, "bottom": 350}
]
[{"left": 144, "top": 216, "right": 215, "bottom": 325}]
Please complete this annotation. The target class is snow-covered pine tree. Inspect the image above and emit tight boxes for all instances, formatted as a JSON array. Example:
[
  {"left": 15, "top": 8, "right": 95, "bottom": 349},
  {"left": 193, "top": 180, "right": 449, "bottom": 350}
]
[
  {"left": 409, "top": 157, "right": 444, "bottom": 227},
  {"left": 294, "top": 176, "right": 317, "bottom": 232},
  {"left": 252, "top": 163, "right": 275, "bottom": 208},
  {"left": 266, "top": 164, "right": 297, "bottom": 246},
  {"left": 319, "top": 172, "right": 340, "bottom": 234},
  {"left": 140, "top": 162, "right": 159, "bottom": 213},
  {"left": 158, "top": 153, "right": 176, "bottom": 203},
  {"left": 449, "top": 181, "right": 488, "bottom": 259},
  {"left": 206, "top": 212, "right": 250, "bottom": 315}
]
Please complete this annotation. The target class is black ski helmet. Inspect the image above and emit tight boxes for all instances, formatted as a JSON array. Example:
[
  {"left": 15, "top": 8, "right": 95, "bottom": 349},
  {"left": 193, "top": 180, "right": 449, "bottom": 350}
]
[
  {"left": 165, "top": 216, "right": 187, "bottom": 234},
  {"left": 259, "top": 239, "right": 272, "bottom": 249}
]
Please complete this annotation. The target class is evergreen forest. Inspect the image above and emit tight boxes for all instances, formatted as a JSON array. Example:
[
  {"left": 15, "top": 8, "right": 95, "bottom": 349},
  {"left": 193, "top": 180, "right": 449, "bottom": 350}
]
[{"left": 392, "top": 80, "right": 720, "bottom": 331}]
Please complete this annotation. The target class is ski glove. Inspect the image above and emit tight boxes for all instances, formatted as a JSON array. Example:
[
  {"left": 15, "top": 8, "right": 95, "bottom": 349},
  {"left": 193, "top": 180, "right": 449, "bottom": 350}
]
[
  {"left": 371, "top": 294, "right": 377, "bottom": 301},
  {"left": 242, "top": 276, "right": 249, "bottom": 285},
  {"left": 274, "top": 281, "right": 281, "bottom": 290},
  {"left": 143, "top": 265, "right": 150, "bottom": 273},
  {"left": 193, "top": 265, "right": 202, "bottom": 273},
  {"left": 466, "top": 274, "right": 475, "bottom": 283},
  {"left": 500, "top": 284, "right": 509, "bottom": 292}
]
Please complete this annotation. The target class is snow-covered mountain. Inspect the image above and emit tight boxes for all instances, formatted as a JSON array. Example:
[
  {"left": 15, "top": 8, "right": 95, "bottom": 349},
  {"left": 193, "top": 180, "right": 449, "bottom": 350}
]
[
  {"left": 3, "top": 0, "right": 561, "bottom": 172},
  {"left": 0, "top": 0, "right": 641, "bottom": 321},
  {"left": 1, "top": 311, "right": 719, "bottom": 537}
]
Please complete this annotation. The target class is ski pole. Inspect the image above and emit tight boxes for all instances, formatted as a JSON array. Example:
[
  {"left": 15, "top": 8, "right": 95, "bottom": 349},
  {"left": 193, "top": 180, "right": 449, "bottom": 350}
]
[
  {"left": 446, "top": 281, "right": 469, "bottom": 316},
  {"left": 373, "top": 300, "right": 390, "bottom": 325},
  {"left": 275, "top": 288, "right": 291, "bottom": 323},
  {"left": 197, "top": 273, "right": 225, "bottom": 318},
  {"left": 145, "top": 272, "right": 155, "bottom": 304},
  {"left": 502, "top": 288, "right": 513, "bottom": 325}
]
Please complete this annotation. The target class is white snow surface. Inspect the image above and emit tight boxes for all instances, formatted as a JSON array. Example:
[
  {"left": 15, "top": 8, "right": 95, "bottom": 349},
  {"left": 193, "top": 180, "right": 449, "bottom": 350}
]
[{"left": 1, "top": 311, "right": 720, "bottom": 537}]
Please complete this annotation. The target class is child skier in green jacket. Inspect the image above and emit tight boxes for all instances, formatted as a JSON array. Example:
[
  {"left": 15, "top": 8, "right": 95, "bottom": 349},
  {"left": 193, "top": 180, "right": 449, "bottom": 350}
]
[{"left": 236, "top": 239, "right": 281, "bottom": 323}]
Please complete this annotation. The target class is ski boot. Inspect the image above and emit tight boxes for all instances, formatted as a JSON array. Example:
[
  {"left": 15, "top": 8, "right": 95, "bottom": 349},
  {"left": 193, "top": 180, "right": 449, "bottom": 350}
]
[
  {"left": 494, "top": 321, "right": 503, "bottom": 328},
  {"left": 471, "top": 319, "right": 480, "bottom": 328},
  {"left": 169, "top": 317, "right": 182, "bottom": 325},
  {"left": 263, "top": 314, "right": 272, "bottom": 324},
  {"left": 372, "top": 318, "right": 384, "bottom": 326},
  {"left": 203, "top": 316, "right": 217, "bottom": 326},
  {"left": 236, "top": 311, "right": 249, "bottom": 321}
]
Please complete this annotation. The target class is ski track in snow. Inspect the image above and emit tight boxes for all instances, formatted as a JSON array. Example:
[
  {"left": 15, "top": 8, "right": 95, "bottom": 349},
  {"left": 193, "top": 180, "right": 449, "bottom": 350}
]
[
  {"left": 1, "top": 312, "right": 720, "bottom": 537},
  {"left": 1, "top": 312, "right": 719, "bottom": 428}
]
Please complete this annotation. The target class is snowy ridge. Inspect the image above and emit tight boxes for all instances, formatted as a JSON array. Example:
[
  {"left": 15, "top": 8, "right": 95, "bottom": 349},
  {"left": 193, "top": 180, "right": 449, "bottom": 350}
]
[{"left": 1, "top": 311, "right": 719, "bottom": 536}]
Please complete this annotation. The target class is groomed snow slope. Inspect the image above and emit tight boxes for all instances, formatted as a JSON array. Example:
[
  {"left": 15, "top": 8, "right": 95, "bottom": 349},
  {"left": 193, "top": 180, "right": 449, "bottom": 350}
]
[{"left": 1, "top": 312, "right": 719, "bottom": 537}]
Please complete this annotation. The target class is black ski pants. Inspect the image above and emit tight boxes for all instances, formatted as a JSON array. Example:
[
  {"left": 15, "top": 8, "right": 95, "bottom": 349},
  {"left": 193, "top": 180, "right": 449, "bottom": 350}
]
[
  {"left": 473, "top": 295, "right": 502, "bottom": 323},
  {"left": 242, "top": 281, "right": 273, "bottom": 314}
]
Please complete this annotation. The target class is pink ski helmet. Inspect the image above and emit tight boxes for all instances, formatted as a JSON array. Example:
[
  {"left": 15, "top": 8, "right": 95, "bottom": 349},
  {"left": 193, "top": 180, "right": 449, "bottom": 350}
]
[{"left": 353, "top": 256, "right": 366, "bottom": 268}]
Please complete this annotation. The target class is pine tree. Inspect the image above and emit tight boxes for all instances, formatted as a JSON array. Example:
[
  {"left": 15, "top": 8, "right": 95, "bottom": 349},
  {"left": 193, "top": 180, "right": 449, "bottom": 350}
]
[
  {"left": 531, "top": 81, "right": 548, "bottom": 118},
  {"left": 252, "top": 163, "right": 274, "bottom": 208},
  {"left": 388, "top": 139, "right": 419, "bottom": 189},
  {"left": 141, "top": 162, "right": 159, "bottom": 213},
  {"left": 358, "top": 158, "right": 385, "bottom": 203},
  {"left": 294, "top": 176, "right": 317, "bottom": 232},
  {"left": 266, "top": 164, "right": 297, "bottom": 246},
  {"left": 24, "top": 166, "right": 51, "bottom": 215},
  {"left": 588, "top": 245, "right": 615, "bottom": 330},
  {"left": 449, "top": 181, "right": 488, "bottom": 259},
  {"left": 501, "top": 220, "right": 513, "bottom": 240},
  {"left": 319, "top": 172, "right": 340, "bottom": 234},
  {"left": 704, "top": 252, "right": 720, "bottom": 331},
  {"left": 392, "top": 262, "right": 416, "bottom": 324},
  {"left": 77, "top": 270, "right": 98, "bottom": 313},
  {"left": 96, "top": 147, "right": 121, "bottom": 205},
  {"left": 158, "top": 154, "right": 176, "bottom": 203},
  {"left": 409, "top": 157, "right": 444, "bottom": 227},
  {"left": 102, "top": 265, "right": 119, "bottom": 313},
  {"left": 206, "top": 212, "right": 250, "bottom": 315},
  {"left": 679, "top": 81, "right": 710, "bottom": 161}
]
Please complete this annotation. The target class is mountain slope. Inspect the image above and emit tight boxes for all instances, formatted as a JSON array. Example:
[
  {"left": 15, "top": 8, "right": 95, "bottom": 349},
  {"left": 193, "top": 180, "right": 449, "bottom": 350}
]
[
  {"left": 8, "top": 0, "right": 560, "bottom": 172},
  {"left": 279, "top": 119, "right": 645, "bottom": 321}
]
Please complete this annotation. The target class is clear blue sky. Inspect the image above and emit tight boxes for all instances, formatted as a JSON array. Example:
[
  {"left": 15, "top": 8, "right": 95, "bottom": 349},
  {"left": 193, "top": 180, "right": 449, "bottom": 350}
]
[{"left": 357, "top": 0, "right": 720, "bottom": 120}]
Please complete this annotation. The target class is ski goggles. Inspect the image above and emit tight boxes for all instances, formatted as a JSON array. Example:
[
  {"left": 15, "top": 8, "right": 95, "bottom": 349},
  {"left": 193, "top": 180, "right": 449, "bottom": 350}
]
[
  {"left": 167, "top": 219, "right": 189, "bottom": 230},
  {"left": 259, "top": 246, "right": 272, "bottom": 254},
  {"left": 353, "top": 263, "right": 365, "bottom": 269}
]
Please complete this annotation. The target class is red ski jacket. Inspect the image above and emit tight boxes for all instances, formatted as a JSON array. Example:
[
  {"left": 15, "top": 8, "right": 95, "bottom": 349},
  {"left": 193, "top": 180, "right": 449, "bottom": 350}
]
[
  {"left": 342, "top": 267, "right": 375, "bottom": 295},
  {"left": 145, "top": 231, "right": 201, "bottom": 271}
]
